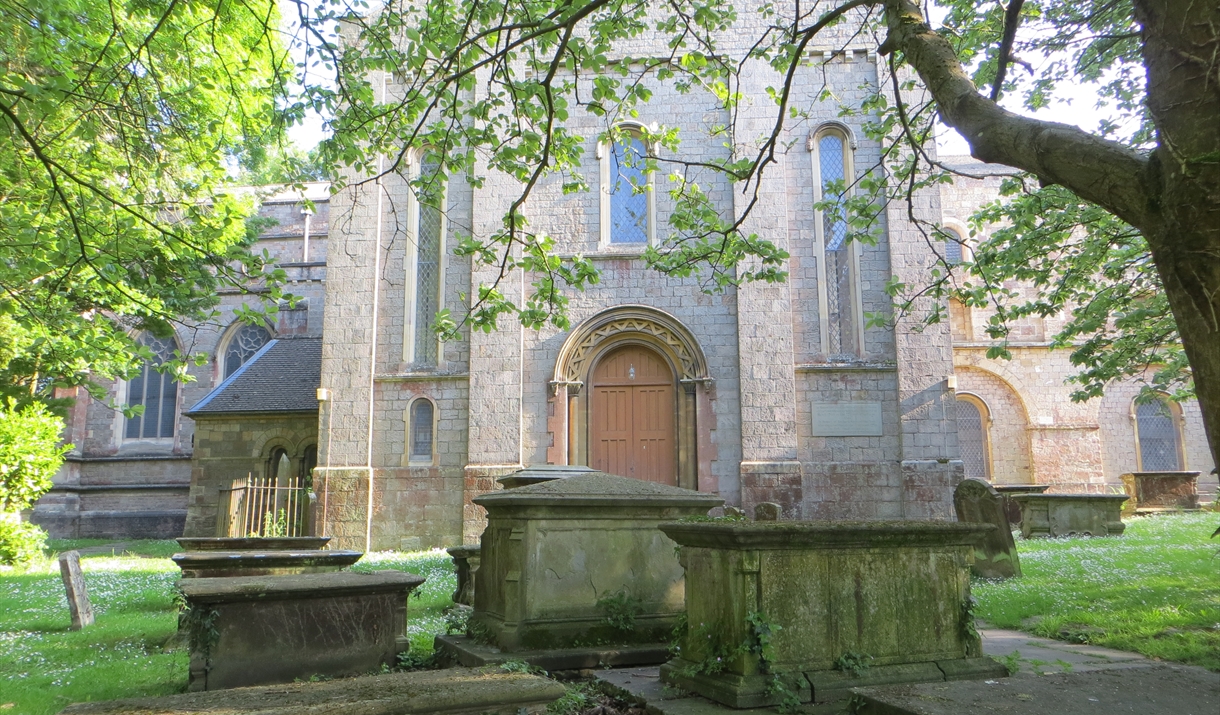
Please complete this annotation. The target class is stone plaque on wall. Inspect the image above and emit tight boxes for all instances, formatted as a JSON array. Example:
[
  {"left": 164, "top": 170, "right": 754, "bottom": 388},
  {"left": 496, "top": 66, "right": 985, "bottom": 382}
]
[{"left": 811, "top": 401, "right": 883, "bottom": 437}]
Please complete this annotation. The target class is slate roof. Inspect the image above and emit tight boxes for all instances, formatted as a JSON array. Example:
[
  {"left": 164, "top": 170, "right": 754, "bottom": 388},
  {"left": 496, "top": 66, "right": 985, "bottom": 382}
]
[{"left": 186, "top": 337, "right": 321, "bottom": 416}]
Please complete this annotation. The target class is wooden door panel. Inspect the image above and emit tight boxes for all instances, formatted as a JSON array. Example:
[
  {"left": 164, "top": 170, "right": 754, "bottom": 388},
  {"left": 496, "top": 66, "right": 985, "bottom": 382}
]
[
  {"left": 590, "top": 345, "right": 677, "bottom": 485},
  {"left": 633, "top": 385, "right": 675, "bottom": 483},
  {"left": 592, "top": 386, "right": 631, "bottom": 477}
]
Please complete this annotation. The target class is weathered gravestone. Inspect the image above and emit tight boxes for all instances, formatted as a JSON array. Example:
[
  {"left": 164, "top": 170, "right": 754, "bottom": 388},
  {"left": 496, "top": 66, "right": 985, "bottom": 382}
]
[
  {"left": 754, "top": 502, "right": 781, "bottom": 521},
  {"left": 954, "top": 478, "right": 1021, "bottom": 579},
  {"left": 1011, "top": 494, "right": 1128, "bottom": 537},
  {"left": 58, "top": 551, "right": 94, "bottom": 630},
  {"left": 177, "top": 570, "right": 425, "bottom": 691}
]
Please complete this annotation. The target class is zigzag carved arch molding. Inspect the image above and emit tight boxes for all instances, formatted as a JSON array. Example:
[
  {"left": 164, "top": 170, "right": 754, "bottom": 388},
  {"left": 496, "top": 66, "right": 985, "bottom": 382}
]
[{"left": 553, "top": 305, "right": 710, "bottom": 384}]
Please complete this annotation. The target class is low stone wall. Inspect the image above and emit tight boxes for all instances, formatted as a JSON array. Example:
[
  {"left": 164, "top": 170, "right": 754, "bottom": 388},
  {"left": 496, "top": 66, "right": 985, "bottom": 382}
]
[
  {"left": 659, "top": 520, "right": 1003, "bottom": 707},
  {"left": 1010, "top": 494, "right": 1128, "bottom": 538},
  {"left": 178, "top": 570, "right": 423, "bottom": 691},
  {"left": 60, "top": 666, "right": 566, "bottom": 715}
]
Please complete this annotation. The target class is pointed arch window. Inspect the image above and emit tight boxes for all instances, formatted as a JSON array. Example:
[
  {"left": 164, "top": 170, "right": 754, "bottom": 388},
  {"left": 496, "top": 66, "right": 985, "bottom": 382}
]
[
  {"left": 223, "top": 323, "right": 272, "bottom": 379},
  {"left": 811, "top": 125, "right": 863, "bottom": 360},
  {"left": 600, "top": 125, "right": 654, "bottom": 247},
  {"left": 956, "top": 395, "right": 991, "bottom": 480},
  {"left": 1134, "top": 397, "right": 1183, "bottom": 471},
  {"left": 125, "top": 333, "right": 179, "bottom": 440},
  {"left": 406, "top": 152, "right": 446, "bottom": 367}
]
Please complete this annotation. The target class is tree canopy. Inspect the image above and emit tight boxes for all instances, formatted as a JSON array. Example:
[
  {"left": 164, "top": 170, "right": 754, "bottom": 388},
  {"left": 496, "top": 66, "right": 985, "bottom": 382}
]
[{"left": 0, "top": 0, "right": 293, "bottom": 404}]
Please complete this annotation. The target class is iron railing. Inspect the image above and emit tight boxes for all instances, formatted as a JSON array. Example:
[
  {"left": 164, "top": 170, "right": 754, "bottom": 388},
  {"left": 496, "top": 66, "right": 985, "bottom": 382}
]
[{"left": 216, "top": 476, "right": 317, "bottom": 538}]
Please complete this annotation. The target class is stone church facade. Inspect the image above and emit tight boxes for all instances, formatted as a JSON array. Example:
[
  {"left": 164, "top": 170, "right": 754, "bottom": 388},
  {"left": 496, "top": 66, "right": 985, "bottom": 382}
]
[
  {"left": 312, "top": 35, "right": 975, "bottom": 552},
  {"left": 33, "top": 15, "right": 1214, "bottom": 545}
]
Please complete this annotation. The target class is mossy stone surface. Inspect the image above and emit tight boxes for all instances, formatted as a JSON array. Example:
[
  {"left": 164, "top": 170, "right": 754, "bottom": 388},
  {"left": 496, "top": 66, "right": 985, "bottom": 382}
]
[
  {"left": 954, "top": 478, "right": 1021, "bottom": 579},
  {"left": 1011, "top": 494, "right": 1128, "bottom": 537},
  {"left": 472, "top": 471, "right": 722, "bottom": 651},
  {"left": 659, "top": 520, "right": 995, "bottom": 707},
  {"left": 179, "top": 570, "right": 425, "bottom": 690}
]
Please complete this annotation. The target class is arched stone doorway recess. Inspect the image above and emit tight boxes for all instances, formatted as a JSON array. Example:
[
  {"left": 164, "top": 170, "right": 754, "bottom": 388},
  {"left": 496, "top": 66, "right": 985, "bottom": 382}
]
[{"left": 548, "top": 305, "right": 713, "bottom": 491}]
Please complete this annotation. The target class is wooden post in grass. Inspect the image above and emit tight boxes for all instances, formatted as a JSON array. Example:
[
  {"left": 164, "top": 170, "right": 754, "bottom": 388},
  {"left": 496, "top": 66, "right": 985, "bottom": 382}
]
[{"left": 58, "top": 550, "right": 94, "bottom": 630}]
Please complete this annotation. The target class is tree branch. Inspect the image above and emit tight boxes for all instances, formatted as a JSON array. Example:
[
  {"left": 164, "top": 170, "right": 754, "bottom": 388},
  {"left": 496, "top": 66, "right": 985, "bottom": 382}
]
[
  {"left": 990, "top": 0, "right": 1024, "bottom": 101},
  {"left": 880, "top": 0, "right": 1156, "bottom": 231}
]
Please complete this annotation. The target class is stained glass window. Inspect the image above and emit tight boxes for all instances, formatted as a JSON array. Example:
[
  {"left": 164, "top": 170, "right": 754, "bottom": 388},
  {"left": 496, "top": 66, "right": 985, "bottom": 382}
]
[
  {"left": 125, "top": 333, "right": 178, "bottom": 440},
  {"left": 817, "top": 131, "right": 857, "bottom": 359},
  {"left": 609, "top": 134, "right": 649, "bottom": 244},
  {"left": 410, "top": 399, "right": 434, "bottom": 462},
  {"left": 414, "top": 157, "right": 444, "bottom": 366},
  {"left": 224, "top": 323, "right": 272, "bottom": 379},
  {"left": 1136, "top": 398, "right": 1182, "bottom": 471},
  {"left": 956, "top": 398, "right": 989, "bottom": 479}
]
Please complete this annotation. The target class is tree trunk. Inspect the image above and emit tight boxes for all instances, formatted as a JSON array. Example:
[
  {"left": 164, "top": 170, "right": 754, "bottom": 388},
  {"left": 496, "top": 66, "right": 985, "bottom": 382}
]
[{"left": 1136, "top": 0, "right": 1220, "bottom": 471}]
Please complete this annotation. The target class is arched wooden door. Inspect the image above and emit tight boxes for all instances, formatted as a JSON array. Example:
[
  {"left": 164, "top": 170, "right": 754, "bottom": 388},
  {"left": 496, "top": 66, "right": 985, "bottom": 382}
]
[{"left": 589, "top": 344, "right": 677, "bottom": 484}]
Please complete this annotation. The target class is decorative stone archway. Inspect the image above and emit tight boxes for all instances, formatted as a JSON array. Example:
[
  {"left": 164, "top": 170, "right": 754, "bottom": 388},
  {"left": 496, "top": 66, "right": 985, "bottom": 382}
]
[{"left": 547, "top": 305, "right": 714, "bottom": 491}]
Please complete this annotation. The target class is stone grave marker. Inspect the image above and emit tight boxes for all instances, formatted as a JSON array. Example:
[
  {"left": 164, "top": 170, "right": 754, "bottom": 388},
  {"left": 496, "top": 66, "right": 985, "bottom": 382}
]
[
  {"left": 754, "top": 502, "right": 781, "bottom": 521},
  {"left": 58, "top": 550, "right": 95, "bottom": 630},
  {"left": 954, "top": 478, "right": 1020, "bottom": 579}
]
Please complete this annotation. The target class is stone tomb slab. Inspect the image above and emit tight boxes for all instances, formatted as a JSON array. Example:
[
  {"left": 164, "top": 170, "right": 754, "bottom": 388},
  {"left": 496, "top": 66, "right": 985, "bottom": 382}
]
[
  {"left": 447, "top": 545, "right": 481, "bottom": 606},
  {"left": 1120, "top": 471, "right": 1201, "bottom": 514},
  {"left": 471, "top": 471, "right": 722, "bottom": 653},
  {"left": 176, "top": 536, "right": 331, "bottom": 552},
  {"left": 850, "top": 664, "right": 1218, "bottom": 715},
  {"left": 172, "top": 549, "right": 362, "bottom": 578},
  {"left": 60, "top": 666, "right": 567, "bottom": 715},
  {"left": 658, "top": 520, "right": 1004, "bottom": 708},
  {"left": 953, "top": 478, "right": 1020, "bottom": 579},
  {"left": 178, "top": 570, "right": 424, "bottom": 691},
  {"left": 1010, "top": 494, "right": 1127, "bottom": 538}
]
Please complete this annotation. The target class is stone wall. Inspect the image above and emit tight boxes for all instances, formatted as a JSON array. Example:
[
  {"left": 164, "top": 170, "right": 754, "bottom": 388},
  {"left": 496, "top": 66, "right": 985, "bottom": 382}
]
[
  {"left": 942, "top": 166, "right": 1215, "bottom": 496},
  {"left": 35, "top": 191, "right": 330, "bottom": 539}
]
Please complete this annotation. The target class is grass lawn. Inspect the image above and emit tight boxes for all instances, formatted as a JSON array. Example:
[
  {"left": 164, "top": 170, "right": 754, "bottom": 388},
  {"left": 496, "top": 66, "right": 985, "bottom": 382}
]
[
  {"left": 973, "top": 511, "right": 1220, "bottom": 671},
  {"left": 0, "top": 542, "right": 456, "bottom": 715}
]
